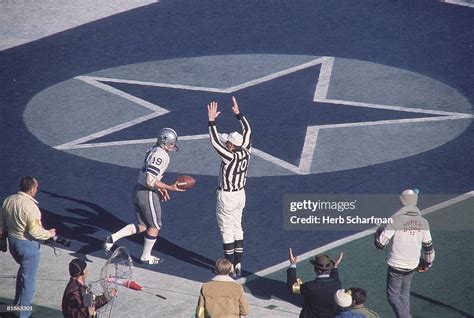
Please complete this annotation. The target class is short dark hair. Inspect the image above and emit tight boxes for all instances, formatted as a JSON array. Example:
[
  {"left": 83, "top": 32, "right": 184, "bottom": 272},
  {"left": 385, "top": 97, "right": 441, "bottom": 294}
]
[
  {"left": 69, "top": 258, "right": 87, "bottom": 277},
  {"left": 349, "top": 287, "right": 367, "bottom": 305},
  {"left": 20, "top": 176, "right": 38, "bottom": 192}
]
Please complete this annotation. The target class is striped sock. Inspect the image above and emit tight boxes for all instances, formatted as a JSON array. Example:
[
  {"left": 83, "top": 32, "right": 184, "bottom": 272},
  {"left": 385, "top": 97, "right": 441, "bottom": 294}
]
[
  {"left": 223, "top": 242, "right": 235, "bottom": 264},
  {"left": 234, "top": 239, "right": 243, "bottom": 266},
  {"left": 141, "top": 233, "right": 157, "bottom": 260},
  {"left": 111, "top": 224, "right": 138, "bottom": 243}
]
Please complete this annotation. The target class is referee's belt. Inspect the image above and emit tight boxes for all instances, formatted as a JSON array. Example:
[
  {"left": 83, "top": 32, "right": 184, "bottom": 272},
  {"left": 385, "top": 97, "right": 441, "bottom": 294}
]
[{"left": 217, "top": 186, "right": 243, "bottom": 192}]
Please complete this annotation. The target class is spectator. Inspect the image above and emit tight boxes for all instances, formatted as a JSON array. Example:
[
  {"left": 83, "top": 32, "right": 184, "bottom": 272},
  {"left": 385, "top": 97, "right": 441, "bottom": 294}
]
[
  {"left": 334, "top": 289, "right": 364, "bottom": 318},
  {"left": 1, "top": 176, "right": 56, "bottom": 318},
  {"left": 287, "top": 248, "right": 343, "bottom": 318},
  {"left": 195, "top": 258, "right": 249, "bottom": 318},
  {"left": 374, "top": 189, "right": 435, "bottom": 318},
  {"left": 62, "top": 258, "right": 116, "bottom": 318},
  {"left": 348, "top": 287, "right": 380, "bottom": 318}
]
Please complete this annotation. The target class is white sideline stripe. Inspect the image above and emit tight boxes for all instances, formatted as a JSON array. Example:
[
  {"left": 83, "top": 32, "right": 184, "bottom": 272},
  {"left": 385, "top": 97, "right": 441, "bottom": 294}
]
[
  {"left": 441, "top": 0, "right": 474, "bottom": 8},
  {"left": 420, "top": 191, "right": 474, "bottom": 215},
  {"left": 237, "top": 191, "right": 474, "bottom": 284}
]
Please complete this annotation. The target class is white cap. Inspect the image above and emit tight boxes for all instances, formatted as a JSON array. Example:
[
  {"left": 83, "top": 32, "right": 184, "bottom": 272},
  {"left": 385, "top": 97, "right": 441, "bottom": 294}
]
[
  {"left": 334, "top": 289, "right": 352, "bottom": 308},
  {"left": 220, "top": 132, "right": 243, "bottom": 147},
  {"left": 400, "top": 189, "right": 418, "bottom": 207}
]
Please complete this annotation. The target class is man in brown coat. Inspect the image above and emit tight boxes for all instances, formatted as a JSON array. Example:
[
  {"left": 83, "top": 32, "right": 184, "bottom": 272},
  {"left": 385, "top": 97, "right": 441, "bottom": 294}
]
[
  {"left": 196, "top": 258, "right": 249, "bottom": 317},
  {"left": 62, "top": 258, "right": 116, "bottom": 318}
]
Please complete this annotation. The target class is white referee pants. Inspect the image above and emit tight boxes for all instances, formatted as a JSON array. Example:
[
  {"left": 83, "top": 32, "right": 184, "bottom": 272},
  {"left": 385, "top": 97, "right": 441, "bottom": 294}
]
[{"left": 216, "top": 189, "right": 246, "bottom": 244}]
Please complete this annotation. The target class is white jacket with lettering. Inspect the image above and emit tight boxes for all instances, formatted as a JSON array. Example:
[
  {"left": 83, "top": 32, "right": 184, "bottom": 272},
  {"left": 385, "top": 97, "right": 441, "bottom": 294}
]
[{"left": 375, "top": 191, "right": 435, "bottom": 270}]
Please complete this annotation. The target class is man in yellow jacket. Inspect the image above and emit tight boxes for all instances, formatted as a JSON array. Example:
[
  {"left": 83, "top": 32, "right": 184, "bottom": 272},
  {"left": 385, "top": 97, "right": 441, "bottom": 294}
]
[
  {"left": 196, "top": 258, "right": 249, "bottom": 318},
  {"left": 1, "top": 176, "right": 56, "bottom": 318}
]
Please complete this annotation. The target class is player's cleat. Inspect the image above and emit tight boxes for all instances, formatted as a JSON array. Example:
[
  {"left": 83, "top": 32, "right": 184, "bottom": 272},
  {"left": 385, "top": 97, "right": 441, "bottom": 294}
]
[
  {"left": 234, "top": 263, "right": 242, "bottom": 278},
  {"left": 103, "top": 235, "right": 114, "bottom": 253},
  {"left": 139, "top": 256, "right": 164, "bottom": 265}
]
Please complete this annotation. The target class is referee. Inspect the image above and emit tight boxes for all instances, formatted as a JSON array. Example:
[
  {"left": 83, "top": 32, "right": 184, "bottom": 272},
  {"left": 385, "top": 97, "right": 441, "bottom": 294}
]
[{"left": 207, "top": 96, "right": 252, "bottom": 277}]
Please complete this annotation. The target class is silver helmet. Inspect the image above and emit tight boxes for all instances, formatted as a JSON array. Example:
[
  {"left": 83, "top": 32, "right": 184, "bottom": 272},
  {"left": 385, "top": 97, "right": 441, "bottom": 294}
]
[{"left": 156, "top": 128, "right": 178, "bottom": 151}]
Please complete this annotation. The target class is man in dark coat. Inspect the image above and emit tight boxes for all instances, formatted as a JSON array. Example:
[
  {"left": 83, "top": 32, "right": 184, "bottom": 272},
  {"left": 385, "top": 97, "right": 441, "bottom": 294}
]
[
  {"left": 287, "top": 249, "right": 343, "bottom": 318},
  {"left": 62, "top": 258, "right": 116, "bottom": 318}
]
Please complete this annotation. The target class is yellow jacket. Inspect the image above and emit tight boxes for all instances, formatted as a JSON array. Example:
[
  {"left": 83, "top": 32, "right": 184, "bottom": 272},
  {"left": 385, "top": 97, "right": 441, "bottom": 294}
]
[{"left": 1, "top": 192, "right": 51, "bottom": 241}]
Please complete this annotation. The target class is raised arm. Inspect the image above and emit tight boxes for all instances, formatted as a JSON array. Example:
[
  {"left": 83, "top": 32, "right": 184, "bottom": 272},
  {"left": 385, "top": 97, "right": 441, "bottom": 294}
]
[
  {"left": 208, "top": 101, "right": 233, "bottom": 162},
  {"left": 287, "top": 248, "right": 303, "bottom": 294},
  {"left": 232, "top": 96, "right": 251, "bottom": 150}
]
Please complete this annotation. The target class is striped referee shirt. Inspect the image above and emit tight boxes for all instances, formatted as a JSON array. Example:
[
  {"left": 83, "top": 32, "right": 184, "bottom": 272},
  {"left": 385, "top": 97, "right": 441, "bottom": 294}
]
[{"left": 209, "top": 113, "right": 252, "bottom": 191}]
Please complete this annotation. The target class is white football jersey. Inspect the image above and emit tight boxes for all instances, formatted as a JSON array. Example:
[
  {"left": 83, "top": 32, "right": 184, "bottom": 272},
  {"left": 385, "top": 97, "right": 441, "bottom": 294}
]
[{"left": 137, "top": 146, "right": 170, "bottom": 188}]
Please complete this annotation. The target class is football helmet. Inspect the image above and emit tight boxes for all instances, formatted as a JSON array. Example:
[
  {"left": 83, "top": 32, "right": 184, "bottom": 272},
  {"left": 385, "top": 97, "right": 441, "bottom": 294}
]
[{"left": 156, "top": 128, "right": 178, "bottom": 151}]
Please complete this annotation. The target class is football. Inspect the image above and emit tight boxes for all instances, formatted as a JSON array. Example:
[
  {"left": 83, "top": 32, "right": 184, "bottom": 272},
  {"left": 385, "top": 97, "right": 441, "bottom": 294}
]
[{"left": 176, "top": 175, "right": 196, "bottom": 190}]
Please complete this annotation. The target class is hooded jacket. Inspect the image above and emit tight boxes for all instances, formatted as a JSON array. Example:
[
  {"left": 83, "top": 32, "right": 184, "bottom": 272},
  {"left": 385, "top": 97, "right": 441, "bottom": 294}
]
[{"left": 376, "top": 190, "right": 435, "bottom": 270}]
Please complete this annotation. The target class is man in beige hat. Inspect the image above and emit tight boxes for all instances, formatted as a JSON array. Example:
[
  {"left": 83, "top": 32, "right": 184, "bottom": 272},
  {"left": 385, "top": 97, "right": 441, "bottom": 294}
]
[{"left": 287, "top": 248, "right": 343, "bottom": 317}]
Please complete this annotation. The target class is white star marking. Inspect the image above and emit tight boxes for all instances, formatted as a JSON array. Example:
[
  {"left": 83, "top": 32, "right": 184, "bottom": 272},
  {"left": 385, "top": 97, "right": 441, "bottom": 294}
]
[{"left": 55, "top": 57, "right": 472, "bottom": 175}]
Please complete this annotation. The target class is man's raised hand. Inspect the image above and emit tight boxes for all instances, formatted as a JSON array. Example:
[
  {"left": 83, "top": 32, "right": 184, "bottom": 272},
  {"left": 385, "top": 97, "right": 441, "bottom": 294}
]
[
  {"left": 231, "top": 96, "right": 240, "bottom": 115},
  {"left": 207, "top": 101, "right": 221, "bottom": 121},
  {"left": 289, "top": 248, "right": 298, "bottom": 264}
]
